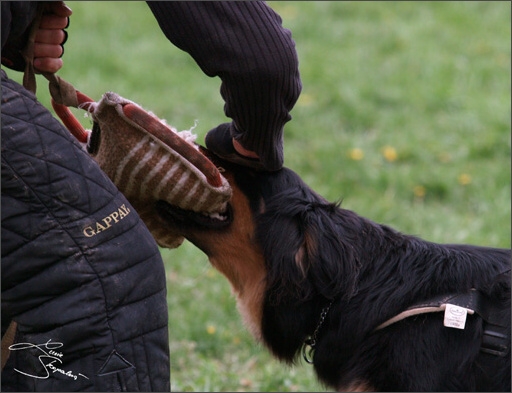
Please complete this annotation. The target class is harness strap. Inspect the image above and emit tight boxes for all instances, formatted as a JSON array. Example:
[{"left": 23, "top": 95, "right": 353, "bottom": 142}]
[
  {"left": 376, "top": 291, "right": 480, "bottom": 330},
  {"left": 376, "top": 289, "right": 510, "bottom": 357},
  {"left": 481, "top": 324, "right": 509, "bottom": 357}
]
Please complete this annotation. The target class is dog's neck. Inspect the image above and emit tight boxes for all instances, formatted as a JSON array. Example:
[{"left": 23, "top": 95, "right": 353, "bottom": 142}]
[
  {"left": 208, "top": 250, "right": 266, "bottom": 341},
  {"left": 202, "top": 184, "right": 268, "bottom": 342}
]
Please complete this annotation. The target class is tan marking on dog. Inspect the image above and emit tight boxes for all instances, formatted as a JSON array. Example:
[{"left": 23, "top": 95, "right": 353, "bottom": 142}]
[
  {"left": 294, "top": 245, "right": 307, "bottom": 277},
  {"left": 184, "top": 171, "right": 267, "bottom": 341},
  {"left": 294, "top": 229, "right": 318, "bottom": 278}
]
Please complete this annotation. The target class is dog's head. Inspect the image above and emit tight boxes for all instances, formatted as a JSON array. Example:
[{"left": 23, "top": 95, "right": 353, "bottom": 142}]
[{"left": 156, "top": 149, "right": 359, "bottom": 351}]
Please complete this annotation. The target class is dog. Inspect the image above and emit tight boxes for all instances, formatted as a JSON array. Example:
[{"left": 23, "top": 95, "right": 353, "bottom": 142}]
[{"left": 156, "top": 150, "right": 511, "bottom": 391}]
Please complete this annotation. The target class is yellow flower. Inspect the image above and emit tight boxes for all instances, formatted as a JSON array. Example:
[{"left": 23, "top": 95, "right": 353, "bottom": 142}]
[
  {"left": 413, "top": 185, "right": 426, "bottom": 198},
  {"left": 349, "top": 148, "right": 364, "bottom": 161},
  {"left": 206, "top": 325, "right": 216, "bottom": 335},
  {"left": 297, "top": 93, "right": 313, "bottom": 107},
  {"left": 382, "top": 146, "right": 398, "bottom": 162},
  {"left": 458, "top": 173, "right": 472, "bottom": 185},
  {"left": 273, "top": 5, "right": 298, "bottom": 20}
]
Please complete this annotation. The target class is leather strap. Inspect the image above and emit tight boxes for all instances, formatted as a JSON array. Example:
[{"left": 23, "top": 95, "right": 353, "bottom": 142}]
[
  {"left": 375, "top": 288, "right": 510, "bottom": 357},
  {"left": 21, "top": 3, "right": 44, "bottom": 93},
  {"left": 375, "top": 291, "right": 480, "bottom": 331}
]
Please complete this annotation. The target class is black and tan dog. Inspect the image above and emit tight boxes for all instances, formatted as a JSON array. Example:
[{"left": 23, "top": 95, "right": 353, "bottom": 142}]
[{"left": 157, "top": 151, "right": 510, "bottom": 392}]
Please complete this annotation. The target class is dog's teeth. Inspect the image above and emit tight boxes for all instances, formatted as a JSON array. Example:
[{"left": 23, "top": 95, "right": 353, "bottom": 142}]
[
  {"left": 199, "top": 211, "right": 227, "bottom": 221},
  {"left": 208, "top": 212, "right": 226, "bottom": 221}
]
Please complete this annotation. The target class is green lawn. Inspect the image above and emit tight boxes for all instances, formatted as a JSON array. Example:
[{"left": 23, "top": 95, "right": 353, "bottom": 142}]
[{"left": 8, "top": 1, "right": 510, "bottom": 391}]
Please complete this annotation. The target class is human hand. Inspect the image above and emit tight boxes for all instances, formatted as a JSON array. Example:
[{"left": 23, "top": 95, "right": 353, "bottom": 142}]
[
  {"left": 205, "top": 123, "right": 268, "bottom": 170},
  {"left": 34, "top": 2, "right": 72, "bottom": 74}
]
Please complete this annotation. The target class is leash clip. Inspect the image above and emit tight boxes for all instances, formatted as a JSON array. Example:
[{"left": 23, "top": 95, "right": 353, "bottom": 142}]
[{"left": 302, "top": 301, "right": 333, "bottom": 365}]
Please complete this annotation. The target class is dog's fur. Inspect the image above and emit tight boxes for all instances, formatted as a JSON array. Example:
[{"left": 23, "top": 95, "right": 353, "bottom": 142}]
[{"left": 157, "top": 153, "right": 511, "bottom": 391}]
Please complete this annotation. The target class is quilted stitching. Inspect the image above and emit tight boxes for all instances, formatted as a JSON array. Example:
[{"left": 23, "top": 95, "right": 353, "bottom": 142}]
[{"left": 1, "top": 72, "right": 169, "bottom": 391}]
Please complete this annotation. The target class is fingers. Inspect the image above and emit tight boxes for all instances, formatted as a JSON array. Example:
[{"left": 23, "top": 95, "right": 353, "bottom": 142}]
[
  {"left": 33, "top": 2, "right": 72, "bottom": 74},
  {"left": 44, "top": 1, "right": 73, "bottom": 18},
  {"left": 34, "top": 43, "right": 64, "bottom": 59},
  {"left": 35, "top": 29, "right": 67, "bottom": 46},
  {"left": 40, "top": 2, "right": 72, "bottom": 29},
  {"left": 39, "top": 14, "right": 70, "bottom": 30},
  {"left": 34, "top": 58, "right": 64, "bottom": 74}
]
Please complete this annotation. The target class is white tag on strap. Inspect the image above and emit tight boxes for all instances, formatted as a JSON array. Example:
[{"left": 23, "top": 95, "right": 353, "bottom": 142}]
[{"left": 443, "top": 303, "right": 468, "bottom": 329}]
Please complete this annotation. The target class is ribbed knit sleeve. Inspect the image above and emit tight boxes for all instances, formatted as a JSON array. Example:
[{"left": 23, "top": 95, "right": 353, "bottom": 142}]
[{"left": 146, "top": 1, "right": 302, "bottom": 170}]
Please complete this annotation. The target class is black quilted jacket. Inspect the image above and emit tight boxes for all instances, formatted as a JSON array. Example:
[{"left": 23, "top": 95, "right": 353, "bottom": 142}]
[{"left": 1, "top": 3, "right": 170, "bottom": 390}]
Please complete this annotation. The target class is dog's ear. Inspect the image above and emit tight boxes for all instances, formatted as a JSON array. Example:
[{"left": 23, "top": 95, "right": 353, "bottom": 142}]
[{"left": 257, "top": 186, "right": 360, "bottom": 305}]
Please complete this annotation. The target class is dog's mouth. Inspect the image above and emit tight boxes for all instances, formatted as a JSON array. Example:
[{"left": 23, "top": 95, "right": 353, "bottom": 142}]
[{"left": 156, "top": 200, "right": 233, "bottom": 229}]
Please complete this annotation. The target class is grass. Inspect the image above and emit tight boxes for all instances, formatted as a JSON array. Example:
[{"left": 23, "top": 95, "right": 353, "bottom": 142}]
[{"left": 7, "top": 1, "right": 510, "bottom": 391}]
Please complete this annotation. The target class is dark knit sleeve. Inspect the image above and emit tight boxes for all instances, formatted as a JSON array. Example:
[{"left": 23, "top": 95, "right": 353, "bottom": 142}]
[{"left": 146, "top": 1, "right": 302, "bottom": 170}]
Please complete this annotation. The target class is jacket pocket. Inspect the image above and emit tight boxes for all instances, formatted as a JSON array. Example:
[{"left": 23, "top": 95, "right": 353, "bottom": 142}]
[{"left": 97, "top": 350, "right": 136, "bottom": 392}]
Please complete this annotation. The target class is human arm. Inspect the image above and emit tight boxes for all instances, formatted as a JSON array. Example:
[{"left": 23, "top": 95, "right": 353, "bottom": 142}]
[{"left": 146, "top": 1, "right": 302, "bottom": 170}]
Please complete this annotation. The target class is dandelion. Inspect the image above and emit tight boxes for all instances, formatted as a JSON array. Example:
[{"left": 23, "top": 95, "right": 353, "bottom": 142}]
[
  {"left": 206, "top": 325, "right": 216, "bottom": 335},
  {"left": 349, "top": 148, "right": 364, "bottom": 161},
  {"left": 413, "top": 185, "right": 426, "bottom": 198},
  {"left": 458, "top": 173, "right": 472, "bottom": 185},
  {"left": 297, "top": 93, "right": 313, "bottom": 107},
  {"left": 274, "top": 5, "right": 298, "bottom": 20},
  {"left": 382, "top": 146, "right": 398, "bottom": 162}
]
